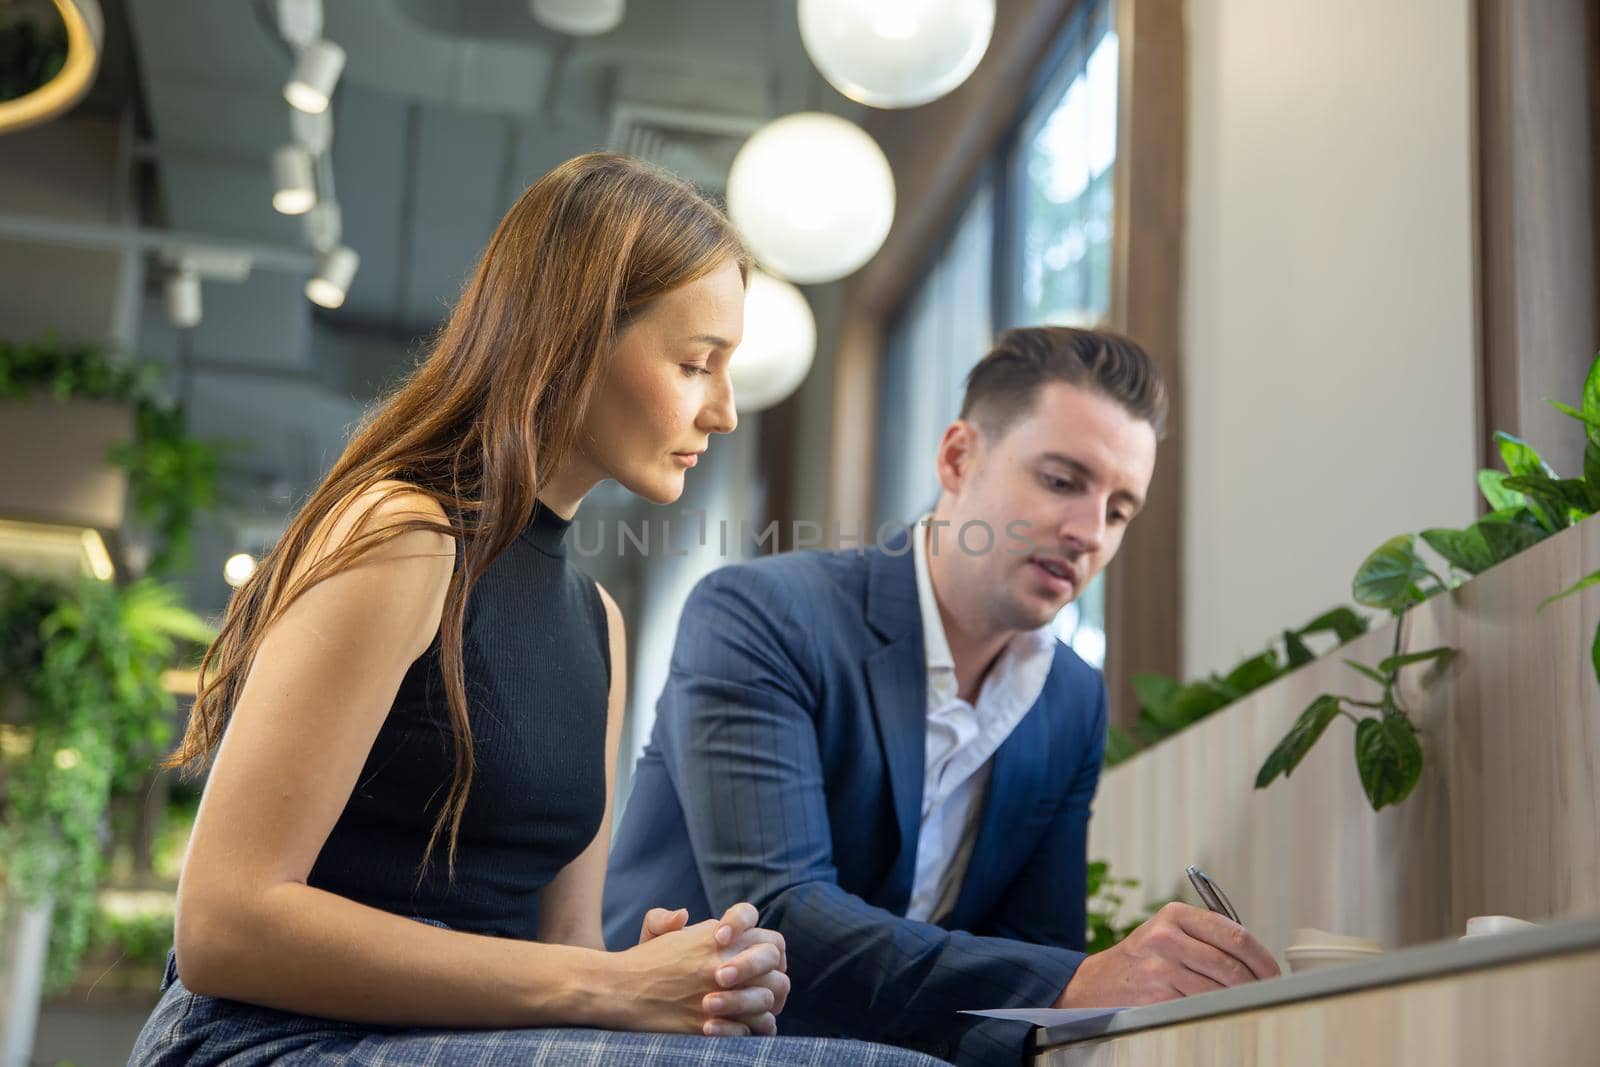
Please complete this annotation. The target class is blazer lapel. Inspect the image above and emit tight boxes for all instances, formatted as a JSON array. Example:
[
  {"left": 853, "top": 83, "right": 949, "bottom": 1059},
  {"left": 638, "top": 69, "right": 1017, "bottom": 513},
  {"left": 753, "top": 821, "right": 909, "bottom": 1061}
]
[
  {"left": 947, "top": 692, "right": 1053, "bottom": 925},
  {"left": 862, "top": 542, "right": 927, "bottom": 912}
]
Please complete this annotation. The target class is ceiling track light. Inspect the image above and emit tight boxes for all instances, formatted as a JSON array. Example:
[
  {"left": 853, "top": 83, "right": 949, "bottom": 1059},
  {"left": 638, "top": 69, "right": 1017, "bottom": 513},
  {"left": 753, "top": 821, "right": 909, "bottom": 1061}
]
[
  {"left": 271, "top": 144, "right": 317, "bottom": 215},
  {"left": 289, "top": 106, "right": 332, "bottom": 155},
  {"left": 306, "top": 245, "right": 359, "bottom": 309},
  {"left": 285, "top": 38, "right": 345, "bottom": 114},
  {"left": 275, "top": 0, "right": 323, "bottom": 49}
]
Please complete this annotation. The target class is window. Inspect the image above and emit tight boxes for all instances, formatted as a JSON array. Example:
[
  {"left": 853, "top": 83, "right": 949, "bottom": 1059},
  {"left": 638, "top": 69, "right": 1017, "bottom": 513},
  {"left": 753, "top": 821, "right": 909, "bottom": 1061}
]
[
  {"left": 876, "top": 0, "right": 1118, "bottom": 668},
  {"left": 873, "top": 184, "right": 993, "bottom": 529},
  {"left": 1011, "top": 5, "right": 1118, "bottom": 328},
  {"left": 1012, "top": 0, "right": 1118, "bottom": 665}
]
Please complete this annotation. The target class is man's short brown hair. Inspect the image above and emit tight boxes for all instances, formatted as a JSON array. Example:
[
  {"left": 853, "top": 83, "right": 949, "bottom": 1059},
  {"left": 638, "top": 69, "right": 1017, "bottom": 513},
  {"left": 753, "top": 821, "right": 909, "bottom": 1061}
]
[{"left": 959, "top": 326, "right": 1168, "bottom": 440}]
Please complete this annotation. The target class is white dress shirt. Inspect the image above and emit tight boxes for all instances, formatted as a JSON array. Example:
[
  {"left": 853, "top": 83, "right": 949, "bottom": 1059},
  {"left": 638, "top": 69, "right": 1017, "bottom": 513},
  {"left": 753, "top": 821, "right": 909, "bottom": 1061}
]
[{"left": 906, "top": 515, "right": 1057, "bottom": 923}]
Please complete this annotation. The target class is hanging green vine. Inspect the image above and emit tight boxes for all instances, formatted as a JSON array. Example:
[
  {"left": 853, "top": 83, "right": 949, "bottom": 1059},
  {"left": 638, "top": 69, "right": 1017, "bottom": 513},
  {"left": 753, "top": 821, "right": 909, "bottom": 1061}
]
[
  {"left": 1, "top": 335, "right": 228, "bottom": 989},
  {"left": 1, "top": 574, "right": 213, "bottom": 990}
]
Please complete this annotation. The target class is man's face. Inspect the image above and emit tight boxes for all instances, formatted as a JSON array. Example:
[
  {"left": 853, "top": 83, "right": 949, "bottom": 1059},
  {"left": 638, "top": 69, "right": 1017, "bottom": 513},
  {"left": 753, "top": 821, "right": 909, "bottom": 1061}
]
[{"left": 934, "top": 381, "right": 1158, "bottom": 634}]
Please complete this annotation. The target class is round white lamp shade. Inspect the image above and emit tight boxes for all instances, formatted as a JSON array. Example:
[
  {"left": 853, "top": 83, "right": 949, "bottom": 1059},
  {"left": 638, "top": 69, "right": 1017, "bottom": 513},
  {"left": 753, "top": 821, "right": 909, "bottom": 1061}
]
[
  {"left": 531, "top": 0, "right": 624, "bottom": 36},
  {"left": 798, "top": 0, "right": 995, "bottom": 108},
  {"left": 727, "top": 113, "right": 894, "bottom": 285},
  {"left": 730, "top": 271, "right": 816, "bottom": 413}
]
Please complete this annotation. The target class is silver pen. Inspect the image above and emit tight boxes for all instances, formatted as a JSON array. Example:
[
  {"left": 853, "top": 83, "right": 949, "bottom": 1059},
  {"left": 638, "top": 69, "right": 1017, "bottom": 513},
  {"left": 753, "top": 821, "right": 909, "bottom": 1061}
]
[{"left": 1186, "top": 864, "right": 1243, "bottom": 925}]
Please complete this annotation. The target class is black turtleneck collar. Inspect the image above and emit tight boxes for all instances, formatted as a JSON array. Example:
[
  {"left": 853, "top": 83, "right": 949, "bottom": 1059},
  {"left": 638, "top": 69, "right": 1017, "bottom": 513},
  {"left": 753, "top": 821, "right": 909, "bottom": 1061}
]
[{"left": 522, "top": 502, "right": 573, "bottom": 556}]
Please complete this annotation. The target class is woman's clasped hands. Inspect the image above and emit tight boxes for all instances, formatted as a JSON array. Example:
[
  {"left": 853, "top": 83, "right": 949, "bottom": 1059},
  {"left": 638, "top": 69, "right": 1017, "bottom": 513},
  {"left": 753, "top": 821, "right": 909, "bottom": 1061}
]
[{"left": 621, "top": 901, "right": 789, "bottom": 1037}]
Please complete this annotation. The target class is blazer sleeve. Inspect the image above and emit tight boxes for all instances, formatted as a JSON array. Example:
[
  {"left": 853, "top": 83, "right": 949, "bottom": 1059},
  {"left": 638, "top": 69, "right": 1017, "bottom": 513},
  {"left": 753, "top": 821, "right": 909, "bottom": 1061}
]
[
  {"left": 655, "top": 564, "right": 1086, "bottom": 1062},
  {"left": 982, "top": 672, "right": 1107, "bottom": 951}
]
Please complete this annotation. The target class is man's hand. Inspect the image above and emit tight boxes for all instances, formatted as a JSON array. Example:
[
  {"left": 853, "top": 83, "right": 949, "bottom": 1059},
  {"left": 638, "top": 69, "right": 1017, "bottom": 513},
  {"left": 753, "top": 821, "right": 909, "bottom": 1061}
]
[{"left": 1055, "top": 902, "right": 1281, "bottom": 1007}]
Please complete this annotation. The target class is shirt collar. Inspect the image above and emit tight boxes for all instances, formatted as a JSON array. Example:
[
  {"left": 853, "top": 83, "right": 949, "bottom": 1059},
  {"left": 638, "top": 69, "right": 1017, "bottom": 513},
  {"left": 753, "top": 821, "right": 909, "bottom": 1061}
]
[{"left": 913, "top": 513, "right": 1059, "bottom": 688}]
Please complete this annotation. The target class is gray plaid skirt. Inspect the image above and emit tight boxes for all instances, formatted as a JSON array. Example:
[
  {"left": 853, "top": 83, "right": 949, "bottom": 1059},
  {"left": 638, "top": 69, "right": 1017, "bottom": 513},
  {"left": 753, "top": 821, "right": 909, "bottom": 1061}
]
[{"left": 127, "top": 950, "right": 951, "bottom": 1066}]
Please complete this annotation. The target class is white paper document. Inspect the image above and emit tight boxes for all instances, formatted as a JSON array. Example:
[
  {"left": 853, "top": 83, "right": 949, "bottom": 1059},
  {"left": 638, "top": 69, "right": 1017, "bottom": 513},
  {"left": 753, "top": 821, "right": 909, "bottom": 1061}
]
[{"left": 959, "top": 1007, "right": 1128, "bottom": 1027}]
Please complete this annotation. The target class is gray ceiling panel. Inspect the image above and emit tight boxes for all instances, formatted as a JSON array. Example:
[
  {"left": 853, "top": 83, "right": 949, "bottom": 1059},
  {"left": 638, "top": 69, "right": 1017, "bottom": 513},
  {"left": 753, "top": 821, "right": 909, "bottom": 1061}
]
[
  {"left": 183, "top": 269, "right": 313, "bottom": 370},
  {"left": 329, "top": 84, "right": 410, "bottom": 322},
  {"left": 126, "top": 0, "right": 289, "bottom": 86},
  {"left": 401, "top": 101, "right": 508, "bottom": 325},
  {"left": 158, "top": 157, "right": 306, "bottom": 246}
]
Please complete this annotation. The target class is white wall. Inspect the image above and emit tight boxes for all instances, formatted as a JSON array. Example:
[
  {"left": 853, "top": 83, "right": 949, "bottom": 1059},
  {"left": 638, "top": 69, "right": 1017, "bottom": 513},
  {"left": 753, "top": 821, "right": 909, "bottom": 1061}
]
[{"left": 1181, "top": 0, "right": 1479, "bottom": 677}]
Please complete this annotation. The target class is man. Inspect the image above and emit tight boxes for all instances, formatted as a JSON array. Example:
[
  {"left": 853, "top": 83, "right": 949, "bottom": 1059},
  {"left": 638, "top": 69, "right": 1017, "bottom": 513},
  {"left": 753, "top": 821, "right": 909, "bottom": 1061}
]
[{"left": 604, "top": 327, "right": 1279, "bottom": 1065}]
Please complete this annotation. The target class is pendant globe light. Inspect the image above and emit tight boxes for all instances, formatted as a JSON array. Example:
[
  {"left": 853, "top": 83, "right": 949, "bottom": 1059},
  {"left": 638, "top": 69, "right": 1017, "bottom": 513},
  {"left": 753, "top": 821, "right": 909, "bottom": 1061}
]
[
  {"left": 726, "top": 113, "right": 894, "bottom": 285},
  {"left": 798, "top": 0, "right": 994, "bottom": 109},
  {"left": 730, "top": 271, "right": 816, "bottom": 413},
  {"left": 531, "top": 0, "right": 624, "bottom": 36}
]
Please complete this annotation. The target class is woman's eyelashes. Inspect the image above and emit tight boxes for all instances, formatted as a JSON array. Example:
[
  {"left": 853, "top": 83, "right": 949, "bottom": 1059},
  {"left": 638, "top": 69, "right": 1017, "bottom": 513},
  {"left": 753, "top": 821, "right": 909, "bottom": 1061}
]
[{"left": 679, "top": 363, "right": 711, "bottom": 377}]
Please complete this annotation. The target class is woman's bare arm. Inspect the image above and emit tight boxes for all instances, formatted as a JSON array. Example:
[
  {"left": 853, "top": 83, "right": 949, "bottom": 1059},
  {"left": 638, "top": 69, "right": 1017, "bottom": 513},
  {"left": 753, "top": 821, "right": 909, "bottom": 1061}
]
[
  {"left": 174, "top": 483, "right": 625, "bottom": 1027},
  {"left": 535, "top": 583, "right": 626, "bottom": 951}
]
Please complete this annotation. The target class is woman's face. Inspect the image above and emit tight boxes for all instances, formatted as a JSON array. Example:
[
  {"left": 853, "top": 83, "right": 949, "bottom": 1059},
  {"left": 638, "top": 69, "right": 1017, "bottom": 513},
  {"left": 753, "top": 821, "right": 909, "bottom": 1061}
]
[{"left": 576, "top": 258, "right": 744, "bottom": 505}]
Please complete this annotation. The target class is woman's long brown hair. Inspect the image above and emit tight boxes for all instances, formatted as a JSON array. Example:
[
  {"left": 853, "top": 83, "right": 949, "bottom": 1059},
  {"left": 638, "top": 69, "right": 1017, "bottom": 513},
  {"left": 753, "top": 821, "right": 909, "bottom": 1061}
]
[{"left": 166, "top": 154, "right": 749, "bottom": 877}]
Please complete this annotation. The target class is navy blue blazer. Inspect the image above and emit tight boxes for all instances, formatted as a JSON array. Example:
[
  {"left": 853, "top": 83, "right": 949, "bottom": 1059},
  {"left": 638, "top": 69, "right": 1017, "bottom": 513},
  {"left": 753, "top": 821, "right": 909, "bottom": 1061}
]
[{"left": 603, "top": 538, "right": 1108, "bottom": 1066}]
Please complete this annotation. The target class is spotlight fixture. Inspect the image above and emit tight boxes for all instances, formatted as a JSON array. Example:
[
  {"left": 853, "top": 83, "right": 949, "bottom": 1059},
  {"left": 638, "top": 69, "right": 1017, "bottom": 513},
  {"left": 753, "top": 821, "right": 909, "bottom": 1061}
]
[
  {"left": 163, "top": 267, "right": 202, "bottom": 328},
  {"left": 306, "top": 245, "right": 359, "bottom": 308},
  {"left": 284, "top": 38, "right": 345, "bottom": 114},
  {"left": 289, "top": 106, "right": 332, "bottom": 154},
  {"left": 271, "top": 144, "right": 317, "bottom": 215}
]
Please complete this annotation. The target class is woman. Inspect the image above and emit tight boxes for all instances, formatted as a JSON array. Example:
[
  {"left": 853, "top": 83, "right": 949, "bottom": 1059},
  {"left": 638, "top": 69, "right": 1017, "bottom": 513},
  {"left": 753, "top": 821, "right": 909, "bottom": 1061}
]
[{"left": 129, "top": 155, "right": 944, "bottom": 1067}]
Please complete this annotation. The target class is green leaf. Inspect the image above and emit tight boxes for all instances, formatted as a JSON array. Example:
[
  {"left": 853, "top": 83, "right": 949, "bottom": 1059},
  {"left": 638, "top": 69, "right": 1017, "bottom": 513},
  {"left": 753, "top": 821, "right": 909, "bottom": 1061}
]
[
  {"left": 1160, "top": 680, "right": 1233, "bottom": 729},
  {"left": 1295, "top": 606, "right": 1369, "bottom": 644},
  {"left": 1478, "top": 470, "right": 1527, "bottom": 512},
  {"left": 1352, "top": 535, "right": 1429, "bottom": 612},
  {"left": 1255, "top": 694, "right": 1344, "bottom": 789},
  {"left": 1220, "top": 650, "right": 1281, "bottom": 695},
  {"left": 1420, "top": 527, "right": 1494, "bottom": 575},
  {"left": 1342, "top": 658, "right": 1390, "bottom": 686},
  {"left": 1592, "top": 618, "right": 1600, "bottom": 695},
  {"left": 1377, "top": 646, "right": 1455, "bottom": 674},
  {"left": 1585, "top": 438, "right": 1600, "bottom": 497},
  {"left": 1582, "top": 351, "right": 1600, "bottom": 431},
  {"left": 1502, "top": 475, "right": 1595, "bottom": 520},
  {"left": 1495, "top": 431, "right": 1557, "bottom": 479},
  {"left": 1104, "top": 726, "right": 1140, "bottom": 768},
  {"left": 1130, "top": 673, "right": 1181, "bottom": 717},
  {"left": 1284, "top": 629, "right": 1315, "bottom": 668},
  {"left": 1477, "top": 515, "right": 1548, "bottom": 563},
  {"left": 1354, "top": 714, "right": 1424, "bottom": 810},
  {"left": 1549, "top": 399, "right": 1599, "bottom": 428},
  {"left": 1538, "top": 568, "right": 1600, "bottom": 611}
]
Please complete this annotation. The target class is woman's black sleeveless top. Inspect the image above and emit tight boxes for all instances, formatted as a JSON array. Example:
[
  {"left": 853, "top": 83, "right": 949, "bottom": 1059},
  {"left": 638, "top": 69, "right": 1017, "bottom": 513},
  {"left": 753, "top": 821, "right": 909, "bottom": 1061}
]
[{"left": 307, "top": 505, "right": 609, "bottom": 940}]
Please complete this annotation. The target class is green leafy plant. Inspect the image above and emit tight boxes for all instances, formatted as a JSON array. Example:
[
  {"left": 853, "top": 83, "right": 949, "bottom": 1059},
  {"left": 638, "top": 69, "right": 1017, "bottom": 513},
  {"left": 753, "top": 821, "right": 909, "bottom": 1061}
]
[
  {"left": 1257, "top": 352, "right": 1600, "bottom": 810},
  {"left": 1255, "top": 534, "right": 1456, "bottom": 810},
  {"left": 1106, "top": 606, "right": 1369, "bottom": 768},
  {"left": 1535, "top": 357, "right": 1600, "bottom": 684},
  {"left": 0, "top": 572, "right": 212, "bottom": 992},
  {"left": 86, "top": 891, "right": 177, "bottom": 979},
  {"left": 1085, "top": 859, "right": 1158, "bottom": 954},
  {"left": 0, "top": 335, "right": 233, "bottom": 577}
]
